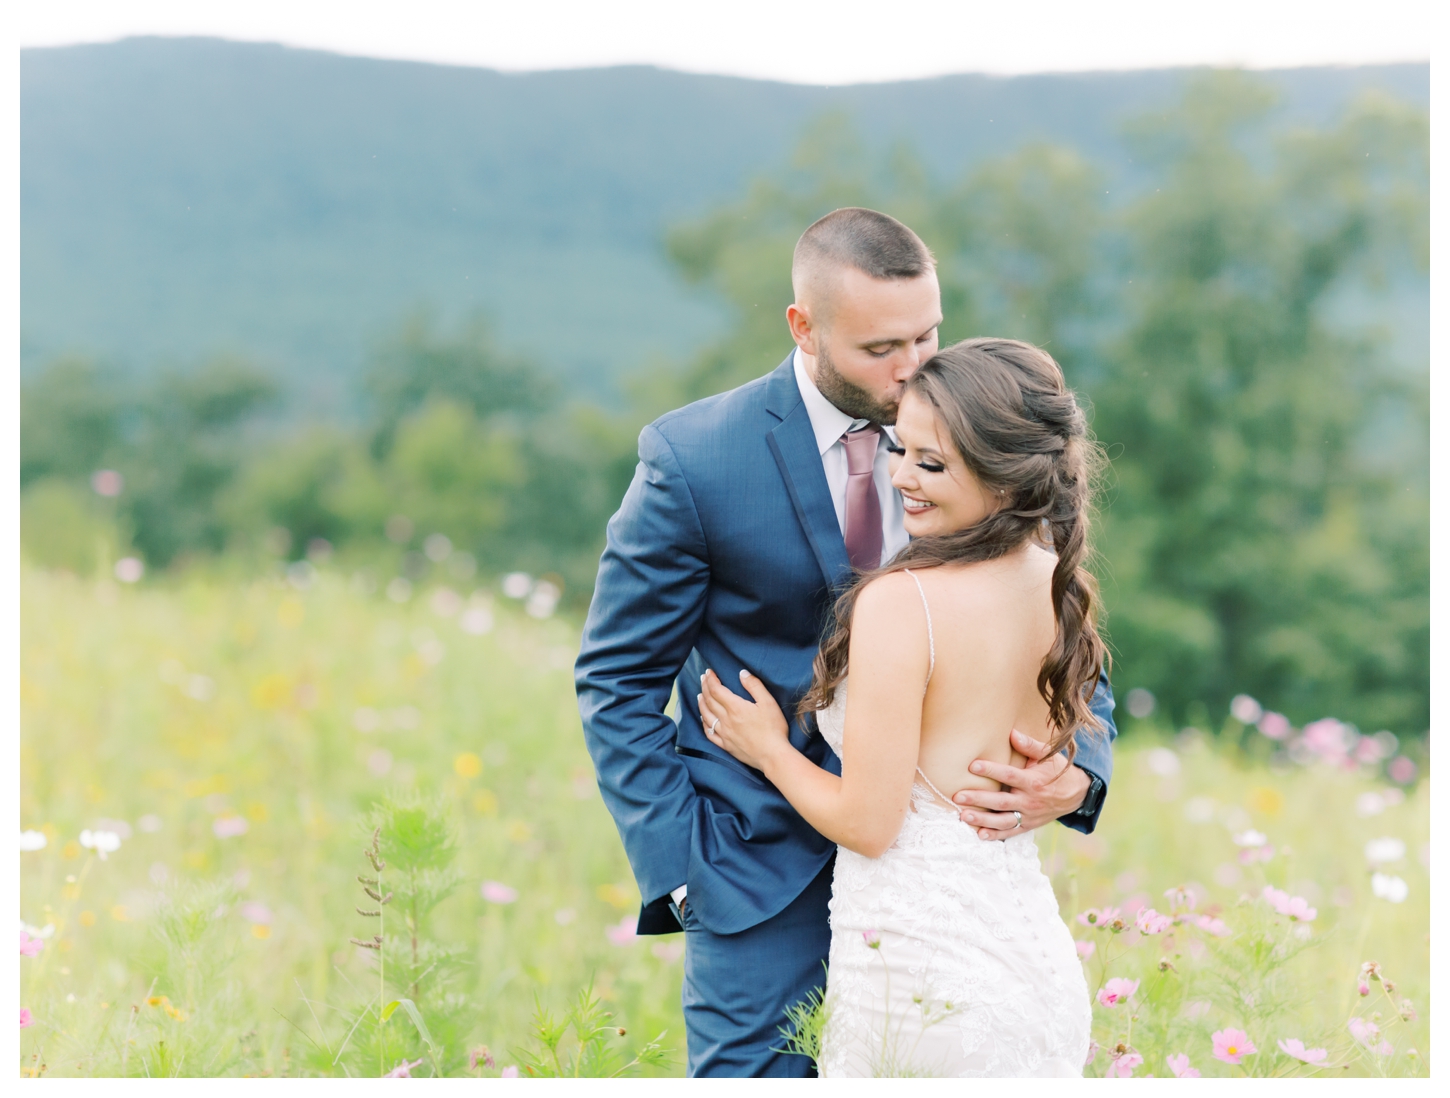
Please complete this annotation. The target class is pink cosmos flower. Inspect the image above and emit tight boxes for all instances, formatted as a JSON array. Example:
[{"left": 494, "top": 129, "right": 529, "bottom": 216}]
[
  {"left": 1261, "top": 886, "right": 1316, "bottom": 922},
  {"left": 1347, "top": 1017, "right": 1393, "bottom": 1056},
  {"left": 605, "top": 914, "right": 637, "bottom": 946},
  {"left": 1076, "top": 906, "right": 1121, "bottom": 927},
  {"left": 1084, "top": 1041, "right": 1098, "bottom": 1066},
  {"left": 1194, "top": 914, "right": 1230, "bottom": 936},
  {"left": 20, "top": 931, "right": 44, "bottom": 958},
  {"left": 501, "top": 1065, "right": 520, "bottom": 1078},
  {"left": 1105, "top": 1049, "right": 1144, "bottom": 1077},
  {"left": 1076, "top": 940, "right": 1096, "bottom": 959},
  {"left": 1163, "top": 886, "right": 1198, "bottom": 913},
  {"left": 1257, "top": 711, "right": 1291, "bottom": 740},
  {"left": 1167, "top": 1053, "right": 1201, "bottom": 1078},
  {"left": 862, "top": 929, "right": 882, "bottom": 949},
  {"left": 383, "top": 1057, "right": 424, "bottom": 1078},
  {"left": 1212, "top": 1028, "right": 1257, "bottom": 1065},
  {"left": 469, "top": 1046, "right": 496, "bottom": 1071},
  {"left": 1096, "top": 978, "right": 1138, "bottom": 1007},
  {"left": 1238, "top": 844, "right": 1275, "bottom": 865},
  {"left": 212, "top": 816, "right": 249, "bottom": 839},
  {"left": 1135, "top": 907, "right": 1172, "bottom": 935},
  {"left": 1277, "top": 1038, "right": 1327, "bottom": 1064},
  {"left": 20, "top": 1008, "right": 34, "bottom": 1029},
  {"left": 480, "top": 881, "right": 518, "bottom": 904}
]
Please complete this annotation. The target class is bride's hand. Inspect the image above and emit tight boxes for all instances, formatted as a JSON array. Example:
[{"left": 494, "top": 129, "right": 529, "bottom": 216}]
[{"left": 698, "top": 668, "right": 791, "bottom": 772}]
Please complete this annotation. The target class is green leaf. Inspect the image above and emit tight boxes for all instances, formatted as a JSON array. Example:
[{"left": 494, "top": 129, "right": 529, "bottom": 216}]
[{"left": 380, "top": 1000, "right": 401, "bottom": 1023}]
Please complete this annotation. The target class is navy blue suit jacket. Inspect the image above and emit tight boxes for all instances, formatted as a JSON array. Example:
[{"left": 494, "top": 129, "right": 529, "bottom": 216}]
[{"left": 576, "top": 356, "right": 1116, "bottom": 936}]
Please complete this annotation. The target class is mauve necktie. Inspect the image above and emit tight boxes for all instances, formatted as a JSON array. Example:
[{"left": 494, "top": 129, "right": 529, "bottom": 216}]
[{"left": 841, "top": 425, "right": 883, "bottom": 571}]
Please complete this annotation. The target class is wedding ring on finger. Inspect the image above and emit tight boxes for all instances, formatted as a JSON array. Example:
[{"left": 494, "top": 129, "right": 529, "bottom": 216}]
[
  {"left": 1012, "top": 810, "right": 1023, "bottom": 830},
  {"left": 709, "top": 717, "right": 720, "bottom": 735}
]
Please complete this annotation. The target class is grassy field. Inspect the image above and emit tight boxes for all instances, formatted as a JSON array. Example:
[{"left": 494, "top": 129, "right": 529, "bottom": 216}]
[{"left": 18, "top": 565, "right": 1429, "bottom": 1077}]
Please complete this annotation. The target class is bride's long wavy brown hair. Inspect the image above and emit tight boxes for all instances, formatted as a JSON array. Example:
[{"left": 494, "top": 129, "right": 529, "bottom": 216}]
[{"left": 800, "top": 337, "right": 1110, "bottom": 759}]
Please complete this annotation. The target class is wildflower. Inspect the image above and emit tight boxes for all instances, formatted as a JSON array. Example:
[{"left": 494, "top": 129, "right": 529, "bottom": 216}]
[
  {"left": 1278, "top": 1038, "right": 1327, "bottom": 1064},
  {"left": 1399, "top": 999, "right": 1416, "bottom": 1022},
  {"left": 20, "top": 830, "right": 46, "bottom": 852},
  {"left": 1105, "top": 1047, "right": 1143, "bottom": 1077},
  {"left": 469, "top": 1046, "right": 495, "bottom": 1071},
  {"left": 21, "top": 1008, "right": 35, "bottom": 1029},
  {"left": 239, "top": 902, "right": 273, "bottom": 925},
  {"left": 1355, "top": 792, "right": 1387, "bottom": 817},
  {"left": 20, "top": 932, "right": 44, "bottom": 958},
  {"left": 1075, "top": 940, "right": 1095, "bottom": 959},
  {"left": 1238, "top": 844, "right": 1274, "bottom": 865},
  {"left": 480, "top": 881, "right": 517, "bottom": 904},
  {"left": 1230, "top": 695, "right": 1263, "bottom": 724},
  {"left": 1232, "top": 829, "right": 1268, "bottom": 848},
  {"left": 1261, "top": 886, "right": 1316, "bottom": 921},
  {"left": 1370, "top": 873, "right": 1408, "bottom": 903},
  {"left": 1212, "top": 1028, "right": 1257, "bottom": 1065},
  {"left": 605, "top": 915, "right": 637, "bottom": 946},
  {"left": 78, "top": 829, "right": 122, "bottom": 860},
  {"left": 1096, "top": 978, "right": 1138, "bottom": 1007},
  {"left": 1358, "top": 982, "right": 1370, "bottom": 996},
  {"left": 384, "top": 1058, "right": 424, "bottom": 1078},
  {"left": 1364, "top": 837, "right": 1406, "bottom": 866},
  {"left": 1387, "top": 756, "right": 1416, "bottom": 784},
  {"left": 1076, "top": 906, "right": 1120, "bottom": 927},
  {"left": 1167, "top": 1053, "right": 1201, "bottom": 1077},
  {"left": 1084, "top": 1040, "right": 1098, "bottom": 1066},
  {"left": 1193, "top": 914, "right": 1230, "bottom": 936},
  {"left": 212, "top": 816, "right": 248, "bottom": 839},
  {"left": 1359, "top": 961, "right": 1382, "bottom": 981},
  {"left": 862, "top": 929, "right": 882, "bottom": 949},
  {"left": 1135, "top": 907, "right": 1172, "bottom": 935},
  {"left": 1257, "top": 711, "right": 1291, "bottom": 740},
  {"left": 1163, "top": 885, "right": 1197, "bottom": 913},
  {"left": 1347, "top": 1017, "right": 1393, "bottom": 1056},
  {"left": 500, "top": 1065, "right": 520, "bottom": 1078},
  {"left": 1146, "top": 747, "right": 1180, "bottom": 777}
]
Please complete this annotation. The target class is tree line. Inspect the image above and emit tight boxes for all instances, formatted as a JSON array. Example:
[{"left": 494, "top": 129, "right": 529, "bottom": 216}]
[{"left": 20, "top": 72, "right": 1427, "bottom": 736}]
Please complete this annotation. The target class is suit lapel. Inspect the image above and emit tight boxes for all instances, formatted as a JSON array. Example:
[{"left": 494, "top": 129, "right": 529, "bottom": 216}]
[{"left": 763, "top": 359, "right": 853, "bottom": 591}]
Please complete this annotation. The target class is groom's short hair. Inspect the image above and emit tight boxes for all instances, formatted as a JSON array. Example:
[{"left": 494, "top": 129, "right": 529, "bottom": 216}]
[{"left": 792, "top": 208, "right": 935, "bottom": 312}]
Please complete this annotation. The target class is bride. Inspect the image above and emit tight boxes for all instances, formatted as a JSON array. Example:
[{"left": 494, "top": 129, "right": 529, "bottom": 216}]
[{"left": 698, "top": 337, "right": 1106, "bottom": 1077}]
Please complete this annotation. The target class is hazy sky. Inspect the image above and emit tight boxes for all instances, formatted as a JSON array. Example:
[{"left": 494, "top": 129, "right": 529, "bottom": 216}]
[{"left": 17, "top": 0, "right": 1432, "bottom": 84}]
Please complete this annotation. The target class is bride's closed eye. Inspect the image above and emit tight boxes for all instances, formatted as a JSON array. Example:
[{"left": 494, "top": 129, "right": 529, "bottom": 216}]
[{"left": 886, "top": 442, "right": 945, "bottom": 474}]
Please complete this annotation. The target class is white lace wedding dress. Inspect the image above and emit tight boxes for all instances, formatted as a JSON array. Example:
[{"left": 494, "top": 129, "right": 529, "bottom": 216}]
[{"left": 814, "top": 571, "right": 1091, "bottom": 1078}]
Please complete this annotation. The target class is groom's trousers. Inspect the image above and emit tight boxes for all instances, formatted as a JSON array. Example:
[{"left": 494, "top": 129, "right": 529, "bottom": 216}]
[{"left": 677, "top": 855, "right": 835, "bottom": 1077}]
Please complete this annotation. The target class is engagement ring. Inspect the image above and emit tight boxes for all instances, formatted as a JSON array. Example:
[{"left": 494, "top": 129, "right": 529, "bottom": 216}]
[{"left": 709, "top": 718, "right": 720, "bottom": 735}]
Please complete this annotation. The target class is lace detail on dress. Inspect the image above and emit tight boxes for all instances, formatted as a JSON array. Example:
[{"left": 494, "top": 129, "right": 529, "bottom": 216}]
[{"left": 810, "top": 579, "right": 1091, "bottom": 1077}]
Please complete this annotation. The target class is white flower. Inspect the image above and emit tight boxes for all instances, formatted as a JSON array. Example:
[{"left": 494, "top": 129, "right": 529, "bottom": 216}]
[
  {"left": 1232, "top": 829, "right": 1268, "bottom": 848},
  {"left": 20, "top": 830, "right": 47, "bottom": 852},
  {"left": 1371, "top": 873, "right": 1409, "bottom": 904},
  {"left": 79, "top": 829, "right": 122, "bottom": 860},
  {"left": 21, "top": 920, "right": 55, "bottom": 939},
  {"left": 1146, "top": 747, "right": 1181, "bottom": 777},
  {"left": 1364, "top": 837, "right": 1406, "bottom": 866},
  {"left": 1355, "top": 792, "right": 1386, "bottom": 817},
  {"left": 1229, "top": 694, "right": 1264, "bottom": 724}
]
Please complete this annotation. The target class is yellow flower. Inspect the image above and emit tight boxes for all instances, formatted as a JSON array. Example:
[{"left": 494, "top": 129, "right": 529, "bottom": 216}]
[{"left": 454, "top": 752, "right": 483, "bottom": 779}]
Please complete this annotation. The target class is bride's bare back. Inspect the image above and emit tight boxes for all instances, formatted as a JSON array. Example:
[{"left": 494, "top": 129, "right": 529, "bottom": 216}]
[{"left": 894, "top": 541, "right": 1059, "bottom": 801}]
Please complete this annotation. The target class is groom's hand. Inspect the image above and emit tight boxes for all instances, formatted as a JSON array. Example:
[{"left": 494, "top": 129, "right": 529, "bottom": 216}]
[{"left": 951, "top": 730, "right": 1089, "bottom": 841}]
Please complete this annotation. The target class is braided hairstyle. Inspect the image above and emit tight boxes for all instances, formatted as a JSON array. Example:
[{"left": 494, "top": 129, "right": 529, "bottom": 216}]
[{"left": 800, "top": 337, "right": 1109, "bottom": 758}]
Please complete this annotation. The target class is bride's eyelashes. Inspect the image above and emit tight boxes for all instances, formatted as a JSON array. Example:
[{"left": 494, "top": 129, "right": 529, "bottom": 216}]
[{"left": 885, "top": 443, "right": 945, "bottom": 474}]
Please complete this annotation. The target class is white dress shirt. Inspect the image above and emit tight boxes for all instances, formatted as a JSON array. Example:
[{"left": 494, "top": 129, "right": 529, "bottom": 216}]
[
  {"left": 672, "top": 351, "right": 909, "bottom": 913},
  {"left": 792, "top": 347, "right": 909, "bottom": 565}
]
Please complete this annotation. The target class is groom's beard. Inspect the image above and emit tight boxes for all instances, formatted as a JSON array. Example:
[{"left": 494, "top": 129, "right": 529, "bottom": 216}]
[{"left": 814, "top": 340, "right": 900, "bottom": 426}]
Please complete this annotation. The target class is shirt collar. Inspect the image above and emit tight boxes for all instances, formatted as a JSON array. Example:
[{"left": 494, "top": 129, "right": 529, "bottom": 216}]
[{"left": 792, "top": 348, "right": 898, "bottom": 455}]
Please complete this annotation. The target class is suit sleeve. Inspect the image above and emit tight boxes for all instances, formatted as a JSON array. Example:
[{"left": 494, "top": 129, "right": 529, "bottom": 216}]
[
  {"left": 575, "top": 424, "right": 709, "bottom": 909},
  {"left": 1059, "top": 669, "right": 1117, "bottom": 835}
]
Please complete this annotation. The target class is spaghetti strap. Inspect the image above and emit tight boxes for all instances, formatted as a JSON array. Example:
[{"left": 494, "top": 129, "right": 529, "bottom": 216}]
[{"left": 902, "top": 569, "right": 935, "bottom": 687}]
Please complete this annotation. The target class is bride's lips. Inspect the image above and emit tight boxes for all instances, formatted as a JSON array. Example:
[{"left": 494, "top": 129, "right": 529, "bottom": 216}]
[{"left": 902, "top": 494, "right": 936, "bottom": 513}]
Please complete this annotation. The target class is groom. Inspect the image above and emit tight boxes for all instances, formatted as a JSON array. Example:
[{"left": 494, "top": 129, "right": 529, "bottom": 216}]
[{"left": 576, "top": 208, "right": 1117, "bottom": 1077}]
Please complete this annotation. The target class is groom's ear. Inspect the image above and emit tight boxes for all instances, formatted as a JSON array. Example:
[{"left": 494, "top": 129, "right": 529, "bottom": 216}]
[{"left": 787, "top": 302, "right": 820, "bottom": 355}]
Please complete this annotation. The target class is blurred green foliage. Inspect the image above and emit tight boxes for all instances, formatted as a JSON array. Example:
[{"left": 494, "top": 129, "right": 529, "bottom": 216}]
[{"left": 19, "top": 72, "right": 1426, "bottom": 735}]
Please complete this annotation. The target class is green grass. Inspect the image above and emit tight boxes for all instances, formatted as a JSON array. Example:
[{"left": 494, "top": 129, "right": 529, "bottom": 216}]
[{"left": 19, "top": 565, "right": 1429, "bottom": 1076}]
